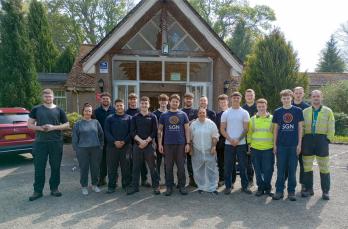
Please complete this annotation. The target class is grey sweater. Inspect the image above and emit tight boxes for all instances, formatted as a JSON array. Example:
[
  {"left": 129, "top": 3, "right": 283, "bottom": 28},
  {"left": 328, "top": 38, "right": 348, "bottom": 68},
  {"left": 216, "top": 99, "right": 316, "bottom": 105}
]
[{"left": 72, "top": 119, "right": 104, "bottom": 151}]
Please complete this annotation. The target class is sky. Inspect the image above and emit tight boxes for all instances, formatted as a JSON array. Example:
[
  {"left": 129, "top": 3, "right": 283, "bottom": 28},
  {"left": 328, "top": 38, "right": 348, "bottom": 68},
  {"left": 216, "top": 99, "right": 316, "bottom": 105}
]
[{"left": 133, "top": 0, "right": 348, "bottom": 72}]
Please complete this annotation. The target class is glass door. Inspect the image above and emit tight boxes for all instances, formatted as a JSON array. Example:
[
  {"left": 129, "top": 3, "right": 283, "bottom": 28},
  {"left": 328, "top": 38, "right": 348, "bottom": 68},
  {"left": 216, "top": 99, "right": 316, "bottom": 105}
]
[
  {"left": 113, "top": 81, "right": 139, "bottom": 110},
  {"left": 186, "top": 83, "right": 210, "bottom": 109}
]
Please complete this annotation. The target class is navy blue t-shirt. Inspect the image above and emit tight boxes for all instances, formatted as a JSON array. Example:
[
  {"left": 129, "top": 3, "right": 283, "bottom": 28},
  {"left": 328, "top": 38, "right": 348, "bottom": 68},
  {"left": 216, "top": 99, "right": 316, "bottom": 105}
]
[
  {"left": 181, "top": 107, "right": 197, "bottom": 121},
  {"left": 159, "top": 111, "right": 189, "bottom": 145},
  {"left": 272, "top": 106, "right": 304, "bottom": 147},
  {"left": 292, "top": 101, "right": 310, "bottom": 111}
]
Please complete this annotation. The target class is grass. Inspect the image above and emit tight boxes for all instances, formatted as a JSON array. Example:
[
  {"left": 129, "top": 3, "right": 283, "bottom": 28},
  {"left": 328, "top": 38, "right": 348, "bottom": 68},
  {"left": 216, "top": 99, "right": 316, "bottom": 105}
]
[{"left": 332, "top": 135, "right": 348, "bottom": 144}]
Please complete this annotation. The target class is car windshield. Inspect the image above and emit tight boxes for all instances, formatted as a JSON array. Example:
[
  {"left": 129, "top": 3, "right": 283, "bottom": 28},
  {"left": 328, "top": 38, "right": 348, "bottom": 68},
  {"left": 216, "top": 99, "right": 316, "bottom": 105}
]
[{"left": 0, "top": 113, "right": 29, "bottom": 124}]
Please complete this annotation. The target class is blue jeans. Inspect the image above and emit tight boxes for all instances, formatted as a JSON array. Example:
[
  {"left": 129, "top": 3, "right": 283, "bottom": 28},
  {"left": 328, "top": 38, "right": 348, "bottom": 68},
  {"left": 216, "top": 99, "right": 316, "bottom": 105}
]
[
  {"left": 275, "top": 146, "right": 298, "bottom": 193},
  {"left": 224, "top": 144, "right": 248, "bottom": 189},
  {"left": 251, "top": 148, "right": 274, "bottom": 192}
]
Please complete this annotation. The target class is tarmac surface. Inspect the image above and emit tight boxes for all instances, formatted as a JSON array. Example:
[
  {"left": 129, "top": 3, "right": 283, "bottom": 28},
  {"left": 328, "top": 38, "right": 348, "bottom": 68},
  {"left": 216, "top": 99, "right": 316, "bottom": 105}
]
[{"left": 0, "top": 144, "right": 347, "bottom": 229}]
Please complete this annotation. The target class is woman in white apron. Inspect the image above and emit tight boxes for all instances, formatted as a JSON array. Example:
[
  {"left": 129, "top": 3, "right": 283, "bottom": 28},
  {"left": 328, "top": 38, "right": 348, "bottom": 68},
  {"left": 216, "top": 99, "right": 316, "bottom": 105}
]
[{"left": 190, "top": 107, "right": 220, "bottom": 194}]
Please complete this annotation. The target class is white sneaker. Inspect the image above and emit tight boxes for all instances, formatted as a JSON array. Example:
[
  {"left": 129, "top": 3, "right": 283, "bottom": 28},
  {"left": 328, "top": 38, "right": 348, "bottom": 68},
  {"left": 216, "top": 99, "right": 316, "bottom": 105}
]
[
  {"left": 82, "top": 187, "right": 88, "bottom": 195},
  {"left": 92, "top": 186, "right": 101, "bottom": 193}
]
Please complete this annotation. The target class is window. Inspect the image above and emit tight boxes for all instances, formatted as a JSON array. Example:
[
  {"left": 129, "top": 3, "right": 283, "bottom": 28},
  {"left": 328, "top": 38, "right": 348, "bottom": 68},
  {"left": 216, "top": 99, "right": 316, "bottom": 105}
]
[
  {"left": 53, "top": 89, "right": 67, "bottom": 111},
  {"left": 114, "top": 61, "right": 136, "bottom": 80},
  {"left": 165, "top": 62, "right": 187, "bottom": 81},
  {"left": 140, "top": 61, "right": 162, "bottom": 81},
  {"left": 190, "top": 62, "right": 211, "bottom": 82}
]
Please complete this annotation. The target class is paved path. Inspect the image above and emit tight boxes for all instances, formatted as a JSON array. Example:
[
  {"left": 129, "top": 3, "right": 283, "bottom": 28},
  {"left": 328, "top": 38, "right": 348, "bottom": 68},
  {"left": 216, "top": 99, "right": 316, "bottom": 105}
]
[{"left": 0, "top": 144, "right": 347, "bottom": 228}]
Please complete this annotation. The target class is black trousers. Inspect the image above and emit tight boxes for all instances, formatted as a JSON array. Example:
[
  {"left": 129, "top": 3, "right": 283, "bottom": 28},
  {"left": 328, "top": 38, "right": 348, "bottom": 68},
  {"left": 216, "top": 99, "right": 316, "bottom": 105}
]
[
  {"left": 132, "top": 144, "right": 159, "bottom": 188},
  {"left": 164, "top": 144, "right": 186, "bottom": 188},
  {"left": 156, "top": 149, "right": 164, "bottom": 179},
  {"left": 106, "top": 144, "right": 131, "bottom": 189},
  {"left": 76, "top": 146, "right": 101, "bottom": 187},
  {"left": 33, "top": 141, "right": 63, "bottom": 193},
  {"left": 186, "top": 154, "right": 194, "bottom": 178},
  {"left": 99, "top": 143, "right": 108, "bottom": 180},
  {"left": 129, "top": 144, "right": 148, "bottom": 183}
]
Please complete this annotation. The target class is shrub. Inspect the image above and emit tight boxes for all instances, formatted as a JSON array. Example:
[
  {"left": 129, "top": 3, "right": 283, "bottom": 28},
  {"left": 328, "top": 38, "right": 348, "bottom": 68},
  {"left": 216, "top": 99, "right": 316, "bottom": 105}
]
[
  {"left": 334, "top": 112, "right": 348, "bottom": 136},
  {"left": 321, "top": 80, "right": 348, "bottom": 114}
]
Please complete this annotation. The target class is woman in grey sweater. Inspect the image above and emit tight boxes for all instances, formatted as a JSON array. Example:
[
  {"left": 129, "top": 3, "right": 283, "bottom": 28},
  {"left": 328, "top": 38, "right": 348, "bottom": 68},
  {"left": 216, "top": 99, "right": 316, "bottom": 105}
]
[{"left": 72, "top": 103, "right": 104, "bottom": 195}]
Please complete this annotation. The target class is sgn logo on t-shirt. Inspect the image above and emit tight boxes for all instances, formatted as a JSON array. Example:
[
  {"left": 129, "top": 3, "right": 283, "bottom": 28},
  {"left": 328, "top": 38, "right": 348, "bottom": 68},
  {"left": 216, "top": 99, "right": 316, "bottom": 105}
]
[
  {"left": 169, "top": 115, "right": 180, "bottom": 131},
  {"left": 282, "top": 113, "right": 294, "bottom": 131}
]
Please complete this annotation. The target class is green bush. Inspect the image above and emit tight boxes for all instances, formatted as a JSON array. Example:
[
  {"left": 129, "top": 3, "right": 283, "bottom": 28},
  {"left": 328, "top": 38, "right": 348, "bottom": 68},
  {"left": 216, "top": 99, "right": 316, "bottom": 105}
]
[
  {"left": 334, "top": 112, "right": 348, "bottom": 136},
  {"left": 321, "top": 80, "right": 348, "bottom": 114},
  {"left": 64, "top": 112, "right": 81, "bottom": 143}
]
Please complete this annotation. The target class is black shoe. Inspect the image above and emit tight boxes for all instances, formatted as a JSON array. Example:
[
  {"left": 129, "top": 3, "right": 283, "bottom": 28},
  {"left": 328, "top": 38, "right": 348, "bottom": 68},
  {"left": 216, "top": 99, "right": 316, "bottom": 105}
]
[
  {"left": 272, "top": 192, "right": 284, "bottom": 200},
  {"left": 165, "top": 187, "right": 173, "bottom": 196},
  {"left": 242, "top": 188, "right": 252, "bottom": 194},
  {"left": 301, "top": 189, "right": 314, "bottom": 197},
  {"left": 198, "top": 190, "right": 204, "bottom": 194},
  {"left": 176, "top": 183, "right": 180, "bottom": 189},
  {"left": 126, "top": 187, "right": 139, "bottom": 195},
  {"left": 97, "top": 178, "right": 107, "bottom": 187},
  {"left": 29, "top": 192, "right": 43, "bottom": 201},
  {"left": 255, "top": 190, "right": 264, "bottom": 197},
  {"left": 153, "top": 187, "right": 161, "bottom": 195},
  {"left": 141, "top": 180, "right": 151, "bottom": 188},
  {"left": 179, "top": 187, "right": 188, "bottom": 195},
  {"left": 212, "top": 190, "right": 219, "bottom": 195},
  {"left": 288, "top": 192, "right": 297, "bottom": 201},
  {"left": 300, "top": 185, "right": 306, "bottom": 193},
  {"left": 189, "top": 177, "right": 197, "bottom": 187},
  {"left": 224, "top": 188, "right": 231, "bottom": 195},
  {"left": 106, "top": 188, "right": 115, "bottom": 194},
  {"left": 264, "top": 190, "right": 274, "bottom": 197},
  {"left": 322, "top": 192, "right": 330, "bottom": 200},
  {"left": 50, "top": 190, "right": 62, "bottom": 197}
]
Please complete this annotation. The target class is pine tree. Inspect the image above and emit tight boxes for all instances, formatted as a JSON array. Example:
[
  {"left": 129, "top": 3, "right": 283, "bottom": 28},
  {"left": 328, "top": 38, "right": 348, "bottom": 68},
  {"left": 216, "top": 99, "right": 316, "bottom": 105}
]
[
  {"left": 28, "top": 0, "right": 58, "bottom": 72},
  {"left": 0, "top": 0, "right": 41, "bottom": 109},
  {"left": 53, "top": 45, "right": 76, "bottom": 73},
  {"left": 227, "top": 20, "right": 254, "bottom": 62},
  {"left": 240, "top": 29, "right": 308, "bottom": 111},
  {"left": 316, "top": 35, "right": 346, "bottom": 72}
]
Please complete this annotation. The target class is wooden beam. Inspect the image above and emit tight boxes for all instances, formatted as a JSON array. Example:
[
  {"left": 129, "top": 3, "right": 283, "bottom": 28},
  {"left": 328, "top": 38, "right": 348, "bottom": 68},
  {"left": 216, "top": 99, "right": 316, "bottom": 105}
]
[{"left": 108, "top": 49, "right": 218, "bottom": 58}]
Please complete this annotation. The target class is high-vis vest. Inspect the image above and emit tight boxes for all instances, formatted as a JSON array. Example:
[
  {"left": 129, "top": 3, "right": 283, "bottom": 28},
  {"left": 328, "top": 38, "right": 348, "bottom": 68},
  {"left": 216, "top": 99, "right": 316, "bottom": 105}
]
[
  {"left": 247, "top": 114, "right": 274, "bottom": 150},
  {"left": 303, "top": 106, "right": 335, "bottom": 141}
]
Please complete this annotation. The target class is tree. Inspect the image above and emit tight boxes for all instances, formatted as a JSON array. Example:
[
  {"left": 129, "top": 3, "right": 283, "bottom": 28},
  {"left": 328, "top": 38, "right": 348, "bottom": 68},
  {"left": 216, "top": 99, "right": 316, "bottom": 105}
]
[
  {"left": 316, "top": 35, "right": 346, "bottom": 73},
  {"left": 226, "top": 20, "right": 254, "bottom": 62},
  {"left": 0, "top": 0, "right": 41, "bottom": 108},
  {"left": 53, "top": 45, "right": 76, "bottom": 73},
  {"left": 28, "top": 0, "right": 58, "bottom": 72},
  {"left": 45, "top": 0, "right": 134, "bottom": 45},
  {"left": 188, "top": 0, "right": 275, "bottom": 62},
  {"left": 336, "top": 21, "right": 348, "bottom": 66},
  {"left": 321, "top": 80, "right": 348, "bottom": 114},
  {"left": 240, "top": 29, "right": 308, "bottom": 111}
]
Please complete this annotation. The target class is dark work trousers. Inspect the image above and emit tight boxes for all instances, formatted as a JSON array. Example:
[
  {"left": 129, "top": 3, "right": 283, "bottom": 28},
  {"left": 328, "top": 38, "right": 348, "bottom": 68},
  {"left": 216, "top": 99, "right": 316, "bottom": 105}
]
[
  {"left": 246, "top": 144, "right": 254, "bottom": 184},
  {"left": 33, "top": 141, "right": 63, "bottom": 193},
  {"left": 156, "top": 149, "right": 164, "bottom": 180},
  {"left": 224, "top": 144, "right": 248, "bottom": 189},
  {"left": 284, "top": 138, "right": 305, "bottom": 186},
  {"left": 129, "top": 144, "right": 148, "bottom": 183},
  {"left": 76, "top": 146, "right": 102, "bottom": 187},
  {"left": 216, "top": 138, "right": 225, "bottom": 182},
  {"left": 99, "top": 142, "right": 108, "bottom": 181},
  {"left": 251, "top": 148, "right": 274, "bottom": 192},
  {"left": 107, "top": 144, "right": 131, "bottom": 189},
  {"left": 132, "top": 144, "right": 159, "bottom": 189},
  {"left": 186, "top": 154, "right": 194, "bottom": 178},
  {"left": 164, "top": 144, "right": 186, "bottom": 188}
]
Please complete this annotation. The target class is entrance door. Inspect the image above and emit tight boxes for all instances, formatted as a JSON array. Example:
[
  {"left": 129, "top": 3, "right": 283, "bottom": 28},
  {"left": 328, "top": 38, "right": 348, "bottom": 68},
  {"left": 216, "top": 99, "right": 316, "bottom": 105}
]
[
  {"left": 113, "top": 81, "right": 139, "bottom": 110},
  {"left": 186, "top": 83, "right": 210, "bottom": 109}
]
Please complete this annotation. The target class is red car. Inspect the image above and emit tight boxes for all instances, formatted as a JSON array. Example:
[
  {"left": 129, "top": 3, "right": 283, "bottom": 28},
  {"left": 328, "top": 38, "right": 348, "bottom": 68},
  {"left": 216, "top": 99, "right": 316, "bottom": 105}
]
[{"left": 0, "top": 108, "right": 35, "bottom": 155}]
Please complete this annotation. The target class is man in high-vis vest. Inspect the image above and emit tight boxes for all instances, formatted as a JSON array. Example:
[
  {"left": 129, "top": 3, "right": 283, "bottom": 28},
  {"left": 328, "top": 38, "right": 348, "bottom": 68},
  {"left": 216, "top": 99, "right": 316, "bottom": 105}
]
[
  {"left": 302, "top": 90, "right": 335, "bottom": 200},
  {"left": 247, "top": 98, "right": 274, "bottom": 197}
]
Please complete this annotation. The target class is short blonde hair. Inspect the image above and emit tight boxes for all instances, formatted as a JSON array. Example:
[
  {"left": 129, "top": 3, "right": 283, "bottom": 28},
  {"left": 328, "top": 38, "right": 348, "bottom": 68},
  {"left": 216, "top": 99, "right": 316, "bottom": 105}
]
[
  {"left": 256, "top": 98, "right": 268, "bottom": 105},
  {"left": 280, "top": 89, "right": 293, "bottom": 98},
  {"left": 42, "top": 88, "right": 54, "bottom": 95}
]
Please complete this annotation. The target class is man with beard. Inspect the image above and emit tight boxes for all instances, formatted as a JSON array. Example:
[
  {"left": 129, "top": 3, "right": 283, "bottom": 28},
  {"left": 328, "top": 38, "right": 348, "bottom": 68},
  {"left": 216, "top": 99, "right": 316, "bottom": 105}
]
[
  {"left": 93, "top": 92, "right": 115, "bottom": 187},
  {"left": 199, "top": 96, "right": 216, "bottom": 123}
]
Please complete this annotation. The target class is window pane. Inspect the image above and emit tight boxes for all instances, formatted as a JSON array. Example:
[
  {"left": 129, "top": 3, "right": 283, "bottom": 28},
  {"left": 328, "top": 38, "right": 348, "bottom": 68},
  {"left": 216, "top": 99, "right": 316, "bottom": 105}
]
[
  {"left": 140, "top": 62, "right": 162, "bottom": 81},
  {"left": 117, "top": 85, "right": 126, "bottom": 101},
  {"left": 175, "top": 37, "right": 198, "bottom": 51},
  {"left": 114, "top": 61, "right": 136, "bottom": 80},
  {"left": 168, "top": 23, "right": 185, "bottom": 49},
  {"left": 140, "top": 22, "right": 160, "bottom": 49},
  {"left": 165, "top": 62, "right": 187, "bottom": 81},
  {"left": 190, "top": 62, "right": 211, "bottom": 82},
  {"left": 128, "top": 34, "right": 152, "bottom": 50}
]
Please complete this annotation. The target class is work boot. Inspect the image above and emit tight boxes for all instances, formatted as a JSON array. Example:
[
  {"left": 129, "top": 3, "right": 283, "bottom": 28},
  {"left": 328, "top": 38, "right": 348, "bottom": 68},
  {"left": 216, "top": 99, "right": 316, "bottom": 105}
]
[
  {"left": 29, "top": 192, "right": 43, "bottom": 201},
  {"left": 264, "top": 190, "right": 274, "bottom": 197},
  {"left": 255, "top": 189, "right": 264, "bottom": 197},
  {"left": 153, "top": 187, "right": 161, "bottom": 195},
  {"left": 141, "top": 180, "right": 151, "bottom": 188},
  {"left": 179, "top": 187, "right": 188, "bottom": 195},
  {"left": 97, "top": 177, "right": 107, "bottom": 187},
  {"left": 126, "top": 186, "right": 139, "bottom": 195},
  {"left": 301, "top": 189, "right": 314, "bottom": 198},
  {"left": 106, "top": 188, "right": 115, "bottom": 194},
  {"left": 272, "top": 192, "right": 284, "bottom": 200},
  {"left": 50, "top": 190, "right": 62, "bottom": 197},
  {"left": 189, "top": 176, "right": 197, "bottom": 187},
  {"left": 288, "top": 192, "right": 297, "bottom": 201},
  {"left": 322, "top": 192, "right": 330, "bottom": 200},
  {"left": 242, "top": 187, "right": 252, "bottom": 195},
  {"left": 224, "top": 188, "right": 231, "bottom": 195},
  {"left": 165, "top": 187, "right": 173, "bottom": 196}
]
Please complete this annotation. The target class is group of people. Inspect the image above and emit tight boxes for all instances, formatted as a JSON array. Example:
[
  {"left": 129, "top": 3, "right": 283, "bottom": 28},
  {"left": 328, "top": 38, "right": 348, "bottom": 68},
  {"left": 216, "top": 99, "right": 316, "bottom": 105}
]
[{"left": 27, "top": 86, "right": 335, "bottom": 202}]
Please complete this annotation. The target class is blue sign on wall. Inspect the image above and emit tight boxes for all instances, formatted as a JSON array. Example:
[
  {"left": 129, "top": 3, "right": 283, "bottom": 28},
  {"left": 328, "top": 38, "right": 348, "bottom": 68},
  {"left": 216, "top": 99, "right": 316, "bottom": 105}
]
[{"left": 99, "top": 61, "right": 108, "bottom": 74}]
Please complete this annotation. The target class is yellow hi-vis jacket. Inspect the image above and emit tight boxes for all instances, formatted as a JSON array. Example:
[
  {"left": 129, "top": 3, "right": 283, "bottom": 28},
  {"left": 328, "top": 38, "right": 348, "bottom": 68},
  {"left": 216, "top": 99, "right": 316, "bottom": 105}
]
[
  {"left": 247, "top": 114, "right": 274, "bottom": 150},
  {"left": 303, "top": 106, "right": 335, "bottom": 142}
]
